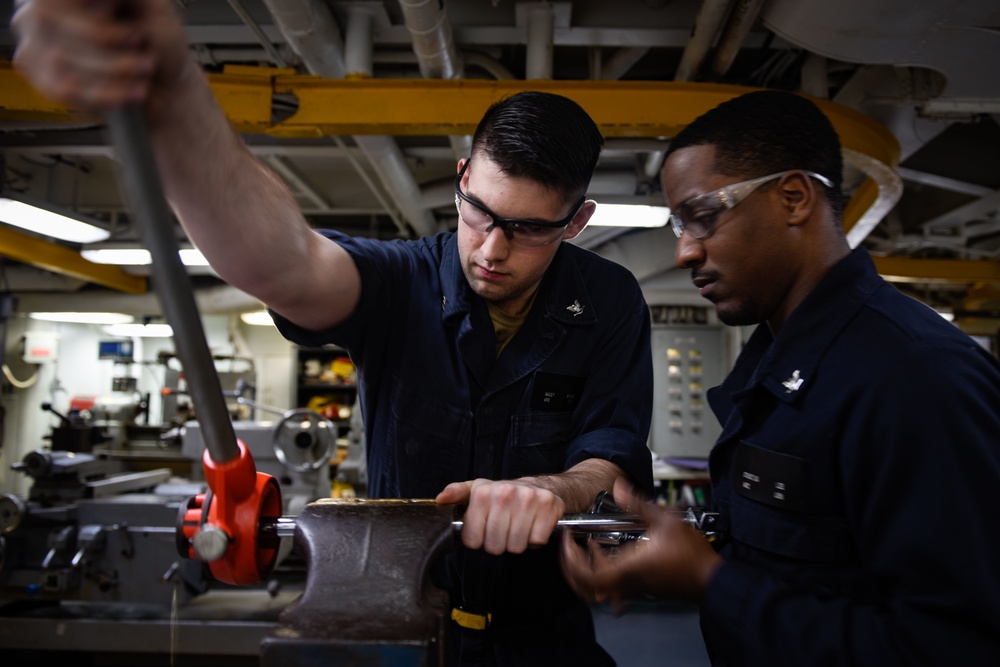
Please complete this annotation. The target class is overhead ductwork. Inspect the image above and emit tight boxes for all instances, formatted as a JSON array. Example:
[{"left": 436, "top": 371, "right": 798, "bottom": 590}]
[
  {"left": 399, "top": 0, "right": 464, "bottom": 80},
  {"left": 260, "top": 0, "right": 438, "bottom": 237},
  {"left": 762, "top": 0, "right": 1000, "bottom": 116},
  {"left": 398, "top": 0, "right": 470, "bottom": 160}
]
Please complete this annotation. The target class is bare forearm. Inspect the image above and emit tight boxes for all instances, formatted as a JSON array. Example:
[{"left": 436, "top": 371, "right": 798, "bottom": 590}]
[
  {"left": 522, "top": 458, "right": 625, "bottom": 513},
  {"left": 147, "top": 65, "right": 302, "bottom": 289},
  {"left": 144, "top": 63, "right": 360, "bottom": 328}
]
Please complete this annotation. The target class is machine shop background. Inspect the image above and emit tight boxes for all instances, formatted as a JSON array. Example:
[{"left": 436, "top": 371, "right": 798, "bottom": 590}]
[{"left": 0, "top": 0, "right": 998, "bottom": 665}]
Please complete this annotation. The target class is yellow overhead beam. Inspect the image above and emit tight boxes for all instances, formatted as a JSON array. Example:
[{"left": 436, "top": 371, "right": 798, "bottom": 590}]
[
  {"left": 267, "top": 76, "right": 900, "bottom": 166},
  {"left": 1, "top": 63, "right": 898, "bottom": 165},
  {"left": 0, "top": 62, "right": 281, "bottom": 133},
  {"left": 0, "top": 62, "right": 99, "bottom": 125},
  {"left": 16, "top": 63, "right": 1000, "bottom": 289},
  {"left": 0, "top": 63, "right": 901, "bottom": 229},
  {"left": 962, "top": 283, "right": 1000, "bottom": 310},
  {"left": 872, "top": 256, "right": 1000, "bottom": 285},
  {"left": 0, "top": 226, "right": 147, "bottom": 294}
]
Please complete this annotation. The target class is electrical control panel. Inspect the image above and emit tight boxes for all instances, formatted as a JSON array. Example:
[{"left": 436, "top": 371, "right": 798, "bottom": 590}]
[{"left": 650, "top": 324, "right": 725, "bottom": 459}]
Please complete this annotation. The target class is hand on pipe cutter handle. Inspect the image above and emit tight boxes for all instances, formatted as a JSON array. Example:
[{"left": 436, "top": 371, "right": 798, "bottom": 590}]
[
  {"left": 553, "top": 490, "right": 721, "bottom": 545},
  {"left": 260, "top": 493, "right": 721, "bottom": 547}
]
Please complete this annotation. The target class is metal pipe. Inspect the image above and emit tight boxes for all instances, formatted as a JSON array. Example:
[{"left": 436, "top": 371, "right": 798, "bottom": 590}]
[
  {"left": 263, "top": 508, "right": 722, "bottom": 546},
  {"left": 399, "top": 0, "right": 464, "bottom": 80},
  {"left": 261, "top": 0, "right": 438, "bottom": 237},
  {"left": 711, "top": 0, "right": 766, "bottom": 78},
  {"left": 226, "top": 0, "right": 288, "bottom": 68},
  {"left": 104, "top": 107, "right": 239, "bottom": 464},
  {"left": 264, "top": 513, "right": 648, "bottom": 540},
  {"left": 261, "top": 0, "right": 346, "bottom": 78},
  {"left": 398, "top": 0, "right": 472, "bottom": 166},
  {"left": 344, "top": 5, "right": 375, "bottom": 78},
  {"left": 602, "top": 47, "right": 650, "bottom": 81},
  {"left": 525, "top": 5, "right": 555, "bottom": 80},
  {"left": 675, "top": 0, "right": 732, "bottom": 81}
]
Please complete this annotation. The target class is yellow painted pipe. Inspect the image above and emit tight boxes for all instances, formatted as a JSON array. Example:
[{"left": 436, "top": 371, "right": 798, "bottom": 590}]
[{"left": 0, "top": 226, "right": 147, "bottom": 294}]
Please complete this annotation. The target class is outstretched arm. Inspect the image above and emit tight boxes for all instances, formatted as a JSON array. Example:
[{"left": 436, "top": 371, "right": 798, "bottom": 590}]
[{"left": 11, "top": 0, "right": 360, "bottom": 331}]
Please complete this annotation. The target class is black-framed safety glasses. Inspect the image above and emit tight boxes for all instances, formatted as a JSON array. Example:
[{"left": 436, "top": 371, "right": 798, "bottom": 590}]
[{"left": 454, "top": 160, "right": 585, "bottom": 248}]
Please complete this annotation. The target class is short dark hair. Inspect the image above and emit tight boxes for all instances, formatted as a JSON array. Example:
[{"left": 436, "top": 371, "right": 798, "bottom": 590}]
[
  {"left": 666, "top": 90, "right": 846, "bottom": 217},
  {"left": 471, "top": 91, "right": 604, "bottom": 200}
]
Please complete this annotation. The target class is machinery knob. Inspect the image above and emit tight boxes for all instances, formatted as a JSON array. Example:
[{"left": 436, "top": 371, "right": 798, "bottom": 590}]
[
  {"left": 192, "top": 523, "right": 231, "bottom": 562},
  {"left": 0, "top": 494, "right": 27, "bottom": 534}
]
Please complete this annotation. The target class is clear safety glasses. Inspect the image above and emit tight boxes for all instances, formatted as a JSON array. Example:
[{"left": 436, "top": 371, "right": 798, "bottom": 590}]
[{"left": 669, "top": 170, "right": 833, "bottom": 240}]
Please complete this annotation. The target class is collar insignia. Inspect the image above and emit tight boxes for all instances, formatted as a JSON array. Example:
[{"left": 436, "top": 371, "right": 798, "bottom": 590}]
[
  {"left": 566, "top": 300, "right": 585, "bottom": 316},
  {"left": 782, "top": 370, "right": 804, "bottom": 393}
]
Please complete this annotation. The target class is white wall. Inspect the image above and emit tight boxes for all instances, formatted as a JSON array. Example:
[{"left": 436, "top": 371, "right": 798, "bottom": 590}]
[{"left": 0, "top": 313, "right": 297, "bottom": 497}]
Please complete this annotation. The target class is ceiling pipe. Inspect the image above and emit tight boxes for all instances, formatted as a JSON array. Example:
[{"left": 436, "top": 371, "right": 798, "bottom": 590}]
[
  {"left": 398, "top": 0, "right": 464, "bottom": 80},
  {"left": 225, "top": 0, "right": 289, "bottom": 67},
  {"left": 344, "top": 7, "right": 438, "bottom": 236},
  {"left": 525, "top": 5, "right": 556, "bottom": 80},
  {"left": 842, "top": 147, "right": 904, "bottom": 249},
  {"left": 834, "top": 65, "right": 951, "bottom": 163},
  {"left": 601, "top": 47, "right": 650, "bottom": 81},
  {"left": 675, "top": 0, "right": 733, "bottom": 82},
  {"left": 711, "top": 0, "right": 766, "bottom": 78},
  {"left": 343, "top": 5, "right": 375, "bottom": 78},
  {"left": 260, "top": 0, "right": 346, "bottom": 76},
  {"left": 633, "top": 0, "right": 735, "bottom": 223},
  {"left": 397, "top": 0, "right": 471, "bottom": 161},
  {"left": 461, "top": 52, "right": 517, "bottom": 81},
  {"left": 260, "top": 0, "right": 437, "bottom": 237}
]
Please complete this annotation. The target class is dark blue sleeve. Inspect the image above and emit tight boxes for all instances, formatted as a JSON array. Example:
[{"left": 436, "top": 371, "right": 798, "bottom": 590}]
[
  {"left": 701, "top": 339, "right": 1000, "bottom": 665},
  {"left": 566, "top": 280, "right": 654, "bottom": 497},
  {"left": 270, "top": 229, "right": 424, "bottom": 352}
]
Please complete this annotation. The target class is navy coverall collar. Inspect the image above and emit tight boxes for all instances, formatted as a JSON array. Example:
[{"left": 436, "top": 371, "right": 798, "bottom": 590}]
[
  {"left": 438, "top": 236, "right": 598, "bottom": 391},
  {"left": 724, "top": 247, "right": 882, "bottom": 407},
  {"left": 437, "top": 235, "right": 598, "bottom": 327}
]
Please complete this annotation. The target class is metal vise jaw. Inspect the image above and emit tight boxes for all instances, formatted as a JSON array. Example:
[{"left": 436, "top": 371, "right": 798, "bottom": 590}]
[{"left": 261, "top": 498, "right": 454, "bottom": 667}]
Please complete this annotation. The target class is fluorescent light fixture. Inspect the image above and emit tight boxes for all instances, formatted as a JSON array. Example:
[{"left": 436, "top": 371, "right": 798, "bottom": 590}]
[
  {"left": 104, "top": 322, "right": 174, "bottom": 337},
  {"left": 179, "top": 248, "right": 209, "bottom": 266},
  {"left": 80, "top": 248, "right": 152, "bottom": 265},
  {"left": 0, "top": 193, "right": 111, "bottom": 243},
  {"left": 80, "top": 247, "right": 208, "bottom": 266},
  {"left": 241, "top": 310, "right": 275, "bottom": 326},
  {"left": 588, "top": 203, "right": 670, "bottom": 228},
  {"left": 30, "top": 312, "right": 135, "bottom": 325}
]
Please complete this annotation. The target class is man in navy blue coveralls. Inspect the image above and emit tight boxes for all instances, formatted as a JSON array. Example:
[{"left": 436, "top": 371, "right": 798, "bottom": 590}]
[
  {"left": 561, "top": 90, "right": 1000, "bottom": 665},
  {"left": 9, "top": 4, "right": 654, "bottom": 665},
  {"left": 271, "top": 94, "right": 656, "bottom": 665}
]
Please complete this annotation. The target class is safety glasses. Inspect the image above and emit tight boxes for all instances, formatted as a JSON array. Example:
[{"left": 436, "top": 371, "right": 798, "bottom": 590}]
[
  {"left": 454, "top": 160, "right": 584, "bottom": 248},
  {"left": 669, "top": 170, "right": 833, "bottom": 240}
]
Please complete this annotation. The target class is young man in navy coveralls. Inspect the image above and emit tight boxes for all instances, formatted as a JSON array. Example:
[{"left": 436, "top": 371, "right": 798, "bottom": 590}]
[
  {"left": 11, "top": 2, "right": 655, "bottom": 665},
  {"left": 561, "top": 90, "right": 1000, "bottom": 666}
]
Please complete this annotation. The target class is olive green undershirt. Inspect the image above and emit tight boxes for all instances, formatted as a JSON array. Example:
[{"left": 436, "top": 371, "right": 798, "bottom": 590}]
[{"left": 487, "top": 289, "right": 539, "bottom": 357}]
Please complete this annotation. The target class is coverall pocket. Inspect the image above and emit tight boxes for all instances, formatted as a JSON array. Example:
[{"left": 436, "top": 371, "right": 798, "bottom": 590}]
[
  {"left": 388, "top": 379, "right": 472, "bottom": 496},
  {"left": 729, "top": 492, "right": 855, "bottom": 564},
  {"left": 509, "top": 413, "right": 572, "bottom": 477}
]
